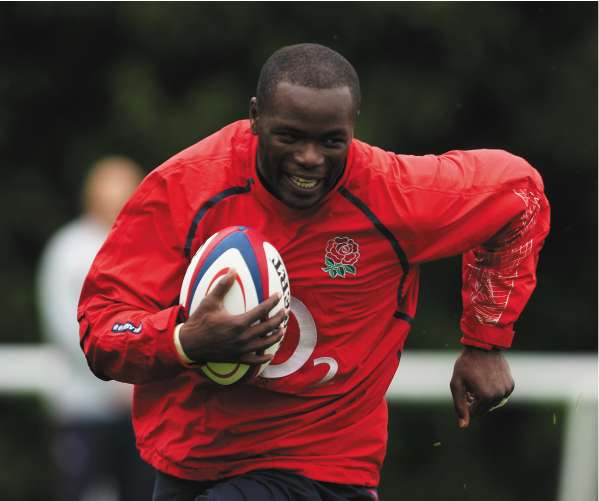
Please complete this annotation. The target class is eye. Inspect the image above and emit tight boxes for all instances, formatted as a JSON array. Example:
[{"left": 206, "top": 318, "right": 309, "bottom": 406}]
[
  {"left": 275, "top": 132, "right": 298, "bottom": 144},
  {"left": 323, "top": 137, "right": 346, "bottom": 149}
]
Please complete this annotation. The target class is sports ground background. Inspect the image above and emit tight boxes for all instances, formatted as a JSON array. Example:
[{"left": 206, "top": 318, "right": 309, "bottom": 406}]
[{"left": 1, "top": 3, "right": 596, "bottom": 500}]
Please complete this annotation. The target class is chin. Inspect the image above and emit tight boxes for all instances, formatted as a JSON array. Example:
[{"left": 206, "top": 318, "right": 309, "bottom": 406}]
[{"left": 284, "top": 195, "right": 322, "bottom": 210}]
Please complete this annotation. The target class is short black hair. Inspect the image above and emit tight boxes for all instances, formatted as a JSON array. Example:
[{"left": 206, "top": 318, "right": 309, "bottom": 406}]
[{"left": 256, "top": 43, "right": 361, "bottom": 113}]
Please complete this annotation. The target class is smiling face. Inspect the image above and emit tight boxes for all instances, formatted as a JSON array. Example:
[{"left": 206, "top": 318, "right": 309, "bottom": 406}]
[{"left": 250, "top": 82, "right": 356, "bottom": 210}]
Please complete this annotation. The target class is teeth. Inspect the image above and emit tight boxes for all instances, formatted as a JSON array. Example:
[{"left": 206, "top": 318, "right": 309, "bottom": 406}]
[{"left": 289, "top": 175, "right": 318, "bottom": 189}]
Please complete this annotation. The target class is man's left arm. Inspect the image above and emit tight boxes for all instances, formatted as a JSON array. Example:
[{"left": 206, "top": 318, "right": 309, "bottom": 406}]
[
  {"left": 384, "top": 148, "right": 550, "bottom": 427},
  {"left": 452, "top": 181, "right": 550, "bottom": 427}
]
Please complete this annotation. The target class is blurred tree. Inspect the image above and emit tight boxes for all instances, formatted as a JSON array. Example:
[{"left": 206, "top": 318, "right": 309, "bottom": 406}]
[{"left": 3, "top": 2, "right": 594, "bottom": 350}]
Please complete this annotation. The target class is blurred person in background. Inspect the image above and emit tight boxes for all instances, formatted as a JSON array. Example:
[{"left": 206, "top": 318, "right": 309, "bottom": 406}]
[{"left": 37, "top": 156, "right": 154, "bottom": 501}]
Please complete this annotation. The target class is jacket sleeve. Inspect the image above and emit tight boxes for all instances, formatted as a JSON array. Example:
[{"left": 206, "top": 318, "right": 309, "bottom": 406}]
[
  {"left": 389, "top": 149, "right": 550, "bottom": 349},
  {"left": 77, "top": 169, "right": 190, "bottom": 384}
]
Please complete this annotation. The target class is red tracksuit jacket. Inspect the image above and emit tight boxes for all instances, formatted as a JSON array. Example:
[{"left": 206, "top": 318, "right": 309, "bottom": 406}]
[{"left": 78, "top": 120, "right": 550, "bottom": 486}]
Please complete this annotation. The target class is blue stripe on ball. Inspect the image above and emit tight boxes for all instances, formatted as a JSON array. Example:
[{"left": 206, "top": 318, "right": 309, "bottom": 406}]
[{"left": 190, "top": 229, "right": 264, "bottom": 304}]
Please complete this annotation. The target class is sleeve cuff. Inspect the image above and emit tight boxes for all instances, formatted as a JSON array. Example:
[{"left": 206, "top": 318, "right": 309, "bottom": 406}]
[
  {"left": 145, "top": 304, "right": 192, "bottom": 372},
  {"left": 460, "top": 337, "right": 496, "bottom": 351},
  {"left": 460, "top": 318, "right": 514, "bottom": 350}
]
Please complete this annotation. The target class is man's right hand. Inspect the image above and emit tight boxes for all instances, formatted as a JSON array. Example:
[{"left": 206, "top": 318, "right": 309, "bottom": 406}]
[{"left": 179, "top": 270, "right": 287, "bottom": 365}]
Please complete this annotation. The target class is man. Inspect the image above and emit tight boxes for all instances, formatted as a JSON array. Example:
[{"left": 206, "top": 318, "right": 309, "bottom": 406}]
[
  {"left": 38, "top": 157, "right": 154, "bottom": 500},
  {"left": 78, "top": 44, "right": 550, "bottom": 500}
]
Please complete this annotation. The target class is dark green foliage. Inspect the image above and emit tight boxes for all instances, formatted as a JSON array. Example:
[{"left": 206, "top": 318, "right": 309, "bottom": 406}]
[
  {"left": 0, "top": 397, "right": 51, "bottom": 501},
  {"left": 382, "top": 402, "right": 564, "bottom": 500},
  {"left": 1, "top": 2, "right": 595, "bottom": 349},
  {"left": 0, "top": 3, "right": 595, "bottom": 349}
]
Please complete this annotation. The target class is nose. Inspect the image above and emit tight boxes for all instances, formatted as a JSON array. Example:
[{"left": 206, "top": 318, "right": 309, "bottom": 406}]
[{"left": 294, "top": 141, "right": 324, "bottom": 169}]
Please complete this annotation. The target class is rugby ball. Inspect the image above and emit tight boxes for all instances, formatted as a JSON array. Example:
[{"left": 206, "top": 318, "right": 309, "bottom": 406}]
[{"left": 179, "top": 226, "right": 290, "bottom": 385}]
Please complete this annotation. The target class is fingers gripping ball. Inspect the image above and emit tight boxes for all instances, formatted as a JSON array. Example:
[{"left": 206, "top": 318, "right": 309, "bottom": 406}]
[{"left": 179, "top": 226, "right": 291, "bottom": 385}]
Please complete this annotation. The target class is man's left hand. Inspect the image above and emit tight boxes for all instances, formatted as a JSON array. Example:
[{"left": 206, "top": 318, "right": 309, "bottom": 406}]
[{"left": 450, "top": 346, "right": 515, "bottom": 428}]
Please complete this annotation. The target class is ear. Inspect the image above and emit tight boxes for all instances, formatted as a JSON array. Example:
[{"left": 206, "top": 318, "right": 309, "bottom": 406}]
[{"left": 249, "top": 97, "right": 259, "bottom": 135}]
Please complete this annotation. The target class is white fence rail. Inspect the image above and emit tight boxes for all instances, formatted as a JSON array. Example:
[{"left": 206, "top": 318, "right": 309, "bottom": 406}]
[{"left": 0, "top": 346, "right": 596, "bottom": 500}]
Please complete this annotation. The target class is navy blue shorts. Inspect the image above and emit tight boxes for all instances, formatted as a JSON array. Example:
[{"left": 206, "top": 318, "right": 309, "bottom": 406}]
[{"left": 152, "top": 469, "right": 378, "bottom": 501}]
